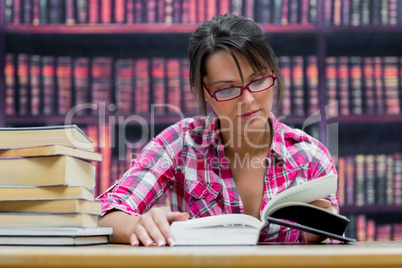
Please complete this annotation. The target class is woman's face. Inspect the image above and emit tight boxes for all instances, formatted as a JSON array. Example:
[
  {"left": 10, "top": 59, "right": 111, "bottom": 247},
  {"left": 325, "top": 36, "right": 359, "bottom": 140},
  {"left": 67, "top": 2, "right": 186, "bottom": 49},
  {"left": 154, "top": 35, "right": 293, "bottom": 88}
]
[{"left": 203, "top": 50, "right": 274, "bottom": 141}]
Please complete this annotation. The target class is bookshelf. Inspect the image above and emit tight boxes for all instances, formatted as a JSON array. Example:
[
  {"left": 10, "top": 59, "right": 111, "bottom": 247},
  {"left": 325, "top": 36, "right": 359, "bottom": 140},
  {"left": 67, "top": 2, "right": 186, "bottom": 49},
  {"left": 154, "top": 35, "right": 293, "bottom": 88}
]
[{"left": 1, "top": 0, "right": 402, "bottom": 242}]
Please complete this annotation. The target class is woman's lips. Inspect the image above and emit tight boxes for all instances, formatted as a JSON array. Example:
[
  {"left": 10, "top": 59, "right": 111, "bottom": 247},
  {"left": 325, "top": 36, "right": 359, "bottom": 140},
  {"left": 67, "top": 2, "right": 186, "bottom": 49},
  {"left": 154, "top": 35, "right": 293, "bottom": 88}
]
[{"left": 240, "top": 109, "right": 260, "bottom": 119}]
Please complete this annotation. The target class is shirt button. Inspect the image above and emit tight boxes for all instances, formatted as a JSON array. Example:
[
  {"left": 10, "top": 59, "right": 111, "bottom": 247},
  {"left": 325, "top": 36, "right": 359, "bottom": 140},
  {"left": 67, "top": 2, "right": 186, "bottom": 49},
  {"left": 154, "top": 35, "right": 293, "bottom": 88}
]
[{"left": 202, "top": 190, "right": 209, "bottom": 196}]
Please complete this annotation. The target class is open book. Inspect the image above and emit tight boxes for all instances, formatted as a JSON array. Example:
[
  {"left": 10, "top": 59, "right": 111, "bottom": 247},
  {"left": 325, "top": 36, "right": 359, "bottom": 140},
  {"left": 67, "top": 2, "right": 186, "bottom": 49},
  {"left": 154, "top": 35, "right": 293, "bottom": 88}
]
[{"left": 171, "top": 174, "right": 355, "bottom": 245}]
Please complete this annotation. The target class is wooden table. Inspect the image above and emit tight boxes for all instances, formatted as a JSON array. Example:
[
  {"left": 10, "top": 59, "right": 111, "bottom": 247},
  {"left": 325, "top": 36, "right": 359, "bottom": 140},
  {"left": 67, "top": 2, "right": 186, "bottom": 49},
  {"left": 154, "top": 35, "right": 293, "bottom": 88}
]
[{"left": 1, "top": 242, "right": 402, "bottom": 268}]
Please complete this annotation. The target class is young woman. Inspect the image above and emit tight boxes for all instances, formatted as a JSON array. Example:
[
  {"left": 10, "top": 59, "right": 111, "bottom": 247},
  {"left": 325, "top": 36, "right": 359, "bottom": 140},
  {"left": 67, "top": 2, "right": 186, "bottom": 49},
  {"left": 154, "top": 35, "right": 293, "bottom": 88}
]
[{"left": 96, "top": 14, "right": 338, "bottom": 246}]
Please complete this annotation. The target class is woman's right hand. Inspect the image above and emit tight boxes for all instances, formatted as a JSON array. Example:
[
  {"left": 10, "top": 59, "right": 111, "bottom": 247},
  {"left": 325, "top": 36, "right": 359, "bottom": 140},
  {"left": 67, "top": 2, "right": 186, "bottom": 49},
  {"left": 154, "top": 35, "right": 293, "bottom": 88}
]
[
  {"left": 129, "top": 207, "right": 189, "bottom": 247},
  {"left": 98, "top": 208, "right": 189, "bottom": 247}
]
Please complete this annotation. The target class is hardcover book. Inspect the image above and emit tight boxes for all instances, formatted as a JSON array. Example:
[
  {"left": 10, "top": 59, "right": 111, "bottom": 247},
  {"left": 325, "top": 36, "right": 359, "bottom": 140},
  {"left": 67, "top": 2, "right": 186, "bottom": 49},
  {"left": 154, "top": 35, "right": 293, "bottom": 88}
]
[{"left": 171, "top": 174, "right": 355, "bottom": 245}]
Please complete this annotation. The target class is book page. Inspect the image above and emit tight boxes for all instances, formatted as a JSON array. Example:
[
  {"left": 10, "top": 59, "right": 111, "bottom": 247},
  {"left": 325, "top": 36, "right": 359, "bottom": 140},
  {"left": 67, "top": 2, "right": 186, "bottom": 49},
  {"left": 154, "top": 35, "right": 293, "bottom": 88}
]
[{"left": 262, "top": 173, "right": 337, "bottom": 224}]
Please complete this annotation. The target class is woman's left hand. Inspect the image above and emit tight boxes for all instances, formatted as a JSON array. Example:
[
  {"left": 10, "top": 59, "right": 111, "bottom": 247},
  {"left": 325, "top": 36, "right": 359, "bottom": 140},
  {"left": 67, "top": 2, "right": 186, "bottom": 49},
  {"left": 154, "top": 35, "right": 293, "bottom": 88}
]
[{"left": 304, "top": 198, "right": 333, "bottom": 243}]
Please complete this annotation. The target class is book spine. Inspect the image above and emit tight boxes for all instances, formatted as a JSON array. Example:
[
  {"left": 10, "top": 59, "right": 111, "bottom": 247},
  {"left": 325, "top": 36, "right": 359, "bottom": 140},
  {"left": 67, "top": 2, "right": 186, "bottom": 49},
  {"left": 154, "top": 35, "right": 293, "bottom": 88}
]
[
  {"left": 383, "top": 57, "right": 400, "bottom": 115},
  {"left": 17, "top": 54, "right": 30, "bottom": 116},
  {"left": 289, "top": 0, "right": 299, "bottom": 23},
  {"left": 324, "top": 0, "right": 332, "bottom": 26},
  {"left": 4, "top": 0, "right": 13, "bottom": 24},
  {"left": 5, "top": 54, "right": 16, "bottom": 116},
  {"left": 156, "top": 0, "right": 165, "bottom": 23},
  {"left": 89, "top": 0, "right": 99, "bottom": 23},
  {"left": 13, "top": 0, "right": 21, "bottom": 24},
  {"left": 22, "top": 0, "right": 33, "bottom": 24},
  {"left": 126, "top": 0, "right": 134, "bottom": 23},
  {"left": 394, "top": 153, "right": 402, "bottom": 205},
  {"left": 373, "top": 57, "right": 385, "bottom": 115},
  {"left": 386, "top": 155, "right": 394, "bottom": 205},
  {"left": 398, "top": 0, "right": 402, "bottom": 25},
  {"left": 86, "top": 125, "right": 100, "bottom": 195},
  {"left": 300, "top": 0, "right": 309, "bottom": 24},
  {"left": 389, "top": 0, "right": 398, "bottom": 25},
  {"left": 292, "top": 56, "right": 304, "bottom": 116},
  {"left": 365, "top": 155, "right": 375, "bottom": 205},
  {"left": 77, "top": 0, "right": 89, "bottom": 23},
  {"left": 273, "top": 0, "right": 282, "bottom": 24},
  {"left": 166, "top": 58, "right": 181, "bottom": 114},
  {"left": 29, "top": 55, "right": 42, "bottom": 116},
  {"left": 255, "top": 0, "right": 272, "bottom": 23},
  {"left": 135, "top": 0, "right": 143, "bottom": 23},
  {"left": 361, "top": 0, "right": 370, "bottom": 25},
  {"left": 231, "top": 0, "right": 243, "bottom": 16},
  {"left": 372, "top": 0, "right": 382, "bottom": 25},
  {"left": 114, "top": 0, "right": 125, "bottom": 23},
  {"left": 65, "top": 0, "right": 76, "bottom": 25},
  {"left": 134, "top": 58, "right": 150, "bottom": 114},
  {"left": 279, "top": 56, "right": 291, "bottom": 116},
  {"left": 56, "top": 56, "right": 73, "bottom": 115},
  {"left": 48, "top": 0, "right": 64, "bottom": 24},
  {"left": 101, "top": 0, "right": 112, "bottom": 23},
  {"left": 244, "top": 0, "right": 254, "bottom": 19},
  {"left": 219, "top": 0, "right": 230, "bottom": 15},
  {"left": 350, "top": 56, "right": 363, "bottom": 115},
  {"left": 198, "top": 0, "right": 206, "bottom": 22},
  {"left": 326, "top": 57, "right": 338, "bottom": 117},
  {"left": 91, "top": 57, "right": 113, "bottom": 114},
  {"left": 32, "top": 0, "right": 40, "bottom": 25},
  {"left": 182, "top": 0, "right": 190, "bottom": 22},
  {"left": 306, "top": 55, "right": 319, "bottom": 115},
  {"left": 73, "top": 57, "right": 90, "bottom": 116},
  {"left": 309, "top": 0, "right": 317, "bottom": 23},
  {"left": 338, "top": 56, "right": 350, "bottom": 116},
  {"left": 350, "top": 0, "right": 361, "bottom": 26},
  {"left": 164, "top": 0, "right": 173, "bottom": 24},
  {"left": 381, "top": 0, "right": 389, "bottom": 25},
  {"left": 362, "top": 57, "right": 376, "bottom": 115},
  {"left": 333, "top": 0, "right": 342, "bottom": 26},
  {"left": 355, "top": 154, "right": 365, "bottom": 206},
  {"left": 338, "top": 156, "right": 346, "bottom": 206},
  {"left": 99, "top": 124, "right": 112, "bottom": 194},
  {"left": 147, "top": 0, "right": 157, "bottom": 23},
  {"left": 206, "top": 0, "right": 217, "bottom": 20},
  {"left": 181, "top": 58, "right": 197, "bottom": 115},
  {"left": 342, "top": 0, "right": 350, "bottom": 25},
  {"left": 151, "top": 58, "right": 167, "bottom": 115},
  {"left": 188, "top": 0, "right": 197, "bottom": 23},
  {"left": 115, "top": 58, "right": 134, "bottom": 115},
  {"left": 280, "top": 0, "right": 289, "bottom": 24},
  {"left": 375, "top": 154, "right": 387, "bottom": 205},
  {"left": 345, "top": 155, "right": 355, "bottom": 206},
  {"left": 42, "top": 56, "right": 56, "bottom": 115}
]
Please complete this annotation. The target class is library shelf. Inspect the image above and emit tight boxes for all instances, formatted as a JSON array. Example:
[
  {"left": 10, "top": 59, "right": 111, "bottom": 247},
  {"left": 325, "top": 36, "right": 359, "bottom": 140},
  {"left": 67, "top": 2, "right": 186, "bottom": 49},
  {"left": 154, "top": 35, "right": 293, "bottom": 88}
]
[
  {"left": 341, "top": 205, "right": 402, "bottom": 214},
  {"left": 326, "top": 25, "right": 402, "bottom": 33},
  {"left": 5, "top": 23, "right": 316, "bottom": 34},
  {"left": 328, "top": 115, "right": 402, "bottom": 124}
]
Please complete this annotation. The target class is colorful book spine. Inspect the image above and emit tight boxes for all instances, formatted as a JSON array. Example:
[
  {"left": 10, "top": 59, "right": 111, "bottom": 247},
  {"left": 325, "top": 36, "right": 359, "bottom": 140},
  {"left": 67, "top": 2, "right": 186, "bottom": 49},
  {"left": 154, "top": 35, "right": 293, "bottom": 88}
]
[
  {"left": 338, "top": 56, "right": 350, "bottom": 116},
  {"left": 73, "top": 57, "right": 90, "bottom": 116},
  {"left": 372, "top": 0, "right": 382, "bottom": 25},
  {"left": 361, "top": 0, "right": 370, "bottom": 25},
  {"left": 4, "top": 0, "right": 13, "bottom": 23},
  {"left": 244, "top": 0, "right": 255, "bottom": 19},
  {"left": 394, "top": 153, "right": 402, "bottom": 205},
  {"left": 99, "top": 124, "right": 112, "bottom": 194},
  {"left": 365, "top": 154, "right": 376, "bottom": 205},
  {"left": 115, "top": 58, "right": 134, "bottom": 115},
  {"left": 376, "top": 154, "right": 387, "bottom": 205},
  {"left": 126, "top": 0, "right": 134, "bottom": 23},
  {"left": 255, "top": 0, "right": 272, "bottom": 23},
  {"left": 381, "top": 0, "right": 389, "bottom": 25},
  {"left": 383, "top": 57, "right": 400, "bottom": 115},
  {"left": 157, "top": 0, "right": 165, "bottom": 23},
  {"left": 292, "top": 56, "right": 304, "bottom": 116},
  {"left": 32, "top": 0, "right": 40, "bottom": 25},
  {"left": 345, "top": 155, "right": 355, "bottom": 206},
  {"left": 386, "top": 155, "right": 395, "bottom": 205},
  {"left": 166, "top": 58, "right": 181, "bottom": 114},
  {"left": 306, "top": 56, "right": 319, "bottom": 115},
  {"left": 4, "top": 54, "right": 16, "bottom": 116},
  {"left": 29, "top": 55, "right": 42, "bottom": 116},
  {"left": 324, "top": 0, "right": 332, "bottom": 25},
  {"left": 65, "top": 0, "right": 75, "bottom": 25},
  {"left": 181, "top": 58, "right": 197, "bottom": 115},
  {"left": 77, "top": 0, "right": 89, "bottom": 23},
  {"left": 273, "top": 0, "right": 282, "bottom": 24},
  {"left": 373, "top": 57, "right": 385, "bottom": 115},
  {"left": 114, "top": 0, "right": 125, "bottom": 23},
  {"left": 350, "top": 0, "right": 361, "bottom": 26},
  {"left": 338, "top": 156, "right": 346, "bottom": 206},
  {"left": 280, "top": 0, "right": 289, "bottom": 24},
  {"left": 56, "top": 56, "right": 73, "bottom": 115},
  {"left": 17, "top": 54, "right": 29, "bottom": 116},
  {"left": 350, "top": 56, "right": 363, "bottom": 115},
  {"left": 151, "top": 58, "right": 167, "bottom": 115},
  {"left": 363, "top": 57, "right": 376, "bottom": 115},
  {"left": 22, "top": 0, "right": 32, "bottom": 24},
  {"left": 326, "top": 57, "right": 338, "bottom": 117},
  {"left": 355, "top": 154, "right": 365, "bottom": 206},
  {"left": 134, "top": 58, "right": 150, "bottom": 114},
  {"left": 89, "top": 0, "right": 99, "bottom": 23},
  {"left": 42, "top": 56, "right": 56, "bottom": 115},
  {"left": 309, "top": 0, "right": 317, "bottom": 23},
  {"left": 206, "top": 0, "right": 217, "bottom": 20},
  {"left": 279, "top": 56, "right": 291, "bottom": 116},
  {"left": 333, "top": 0, "right": 342, "bottom": 26},
  {"left": 147, "top": 0, "right": 157, "bottom": 23},
  {"left": 91, "top": 57, "right": 113, "bottom": 114},
  {"left": 49, "top": 0, "right": 64, "bottom": 23},
  {"left": 342, "top": 0, "right": 350, "bottom": 25}
]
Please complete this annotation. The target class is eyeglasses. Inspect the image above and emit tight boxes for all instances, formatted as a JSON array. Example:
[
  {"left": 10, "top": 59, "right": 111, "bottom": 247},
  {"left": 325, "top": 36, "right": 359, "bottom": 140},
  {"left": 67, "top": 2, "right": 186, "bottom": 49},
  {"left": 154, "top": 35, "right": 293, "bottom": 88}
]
[{"left": 203, "top": 71, "right": 276, "bottom": 102}]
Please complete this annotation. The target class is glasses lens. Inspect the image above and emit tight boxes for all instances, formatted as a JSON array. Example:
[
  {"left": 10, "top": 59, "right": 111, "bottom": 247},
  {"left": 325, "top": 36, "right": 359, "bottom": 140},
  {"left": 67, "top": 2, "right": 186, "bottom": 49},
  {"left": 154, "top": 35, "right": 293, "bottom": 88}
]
[
  {"left": 215, "top": 87, "right": 242, "bottom": 101},
  {"left": 249, "top": 77, "right": 274, "bottom": 92}
]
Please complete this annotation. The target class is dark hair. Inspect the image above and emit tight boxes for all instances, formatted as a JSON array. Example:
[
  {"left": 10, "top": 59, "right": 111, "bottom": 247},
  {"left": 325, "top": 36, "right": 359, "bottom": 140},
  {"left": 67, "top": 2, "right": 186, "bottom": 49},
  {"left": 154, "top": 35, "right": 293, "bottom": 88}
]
[{"left": 188, "top": 14, "right": 284, "bottom": 116}]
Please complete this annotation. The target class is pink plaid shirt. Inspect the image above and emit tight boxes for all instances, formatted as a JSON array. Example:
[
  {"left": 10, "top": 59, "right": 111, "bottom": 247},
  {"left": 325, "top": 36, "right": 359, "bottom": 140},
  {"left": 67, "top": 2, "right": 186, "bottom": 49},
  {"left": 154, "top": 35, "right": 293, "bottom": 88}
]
[{"left": 96, "top": 113, "right": 338, "bottom": 243}]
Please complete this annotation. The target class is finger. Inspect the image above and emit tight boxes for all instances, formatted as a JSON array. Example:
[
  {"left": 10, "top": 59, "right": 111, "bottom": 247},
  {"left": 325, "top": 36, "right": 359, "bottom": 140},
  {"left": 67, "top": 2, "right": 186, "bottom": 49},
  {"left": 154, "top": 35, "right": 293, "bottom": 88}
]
[
  {"left": 135, "top": 224, "right": 154, "bottom": 247},
  {"left": 166, "top": 212, "right": 189, "bottom": 223},
  {"left": 129, "top": 233, "right": 140, "bottom": 247},
  {"left": 142, "top": 217, "right": 166, "bottom": 247}
]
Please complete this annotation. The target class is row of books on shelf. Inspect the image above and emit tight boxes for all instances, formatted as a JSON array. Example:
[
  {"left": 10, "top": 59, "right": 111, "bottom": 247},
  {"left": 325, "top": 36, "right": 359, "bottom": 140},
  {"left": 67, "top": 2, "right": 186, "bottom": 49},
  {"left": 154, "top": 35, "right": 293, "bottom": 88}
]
[
  {"left": 326, "top": 56, "right": 402, "bottom": 117},
  {"left": 0, "top": 125, "right": 113, "bottom": 246},
  {"left": 5, "top": 53, "right": 328, "bottom": 118},
  {"left": 346, "top": 214, "right": 402, "bottom": 241},
  {"left": 324, "top": 0, "right": 402, "bottom": 26},
  {"left": 337, "top": 153, "right": 402, "bottom": 208},
  {"left": 4, "top": 0, "right": 318, "bottom": 25}
]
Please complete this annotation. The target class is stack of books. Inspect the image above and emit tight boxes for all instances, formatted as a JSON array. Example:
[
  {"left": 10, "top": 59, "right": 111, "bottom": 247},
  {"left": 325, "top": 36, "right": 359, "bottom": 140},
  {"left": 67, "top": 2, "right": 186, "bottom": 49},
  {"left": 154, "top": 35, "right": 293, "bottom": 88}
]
[{"left": 0, "top": 125, "right": 112, "bottom": 246}]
